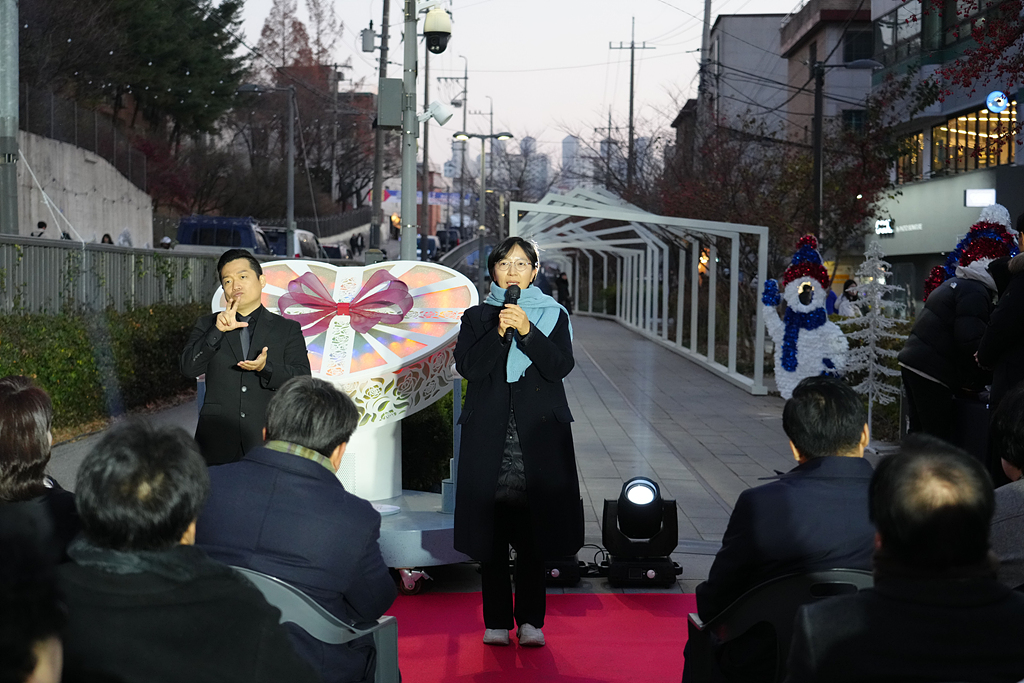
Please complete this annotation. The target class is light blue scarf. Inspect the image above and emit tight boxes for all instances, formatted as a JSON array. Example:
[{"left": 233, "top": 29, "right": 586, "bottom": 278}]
[{"left": 485, "top": 282, "right": 572, "bottom": 382}]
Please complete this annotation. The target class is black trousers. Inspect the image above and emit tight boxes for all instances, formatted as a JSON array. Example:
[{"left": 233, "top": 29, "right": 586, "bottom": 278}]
[
  {"left": 902, "top": 368, "right": 955, "bottom": 443},
  {"left": 480, "top": 500, "right": 545, "bottom": 630}
]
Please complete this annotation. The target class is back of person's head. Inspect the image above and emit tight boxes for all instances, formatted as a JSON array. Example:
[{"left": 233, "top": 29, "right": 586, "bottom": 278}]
[
  {"left": 992, "top": 384, "right": 1024, "bottom": 472},
  {"left": 216, "top": 249, "right": 262, "bottom": 280},
  {"left": 0, "top": 506, "right": 64, "bottom": 683},
  {"left": 871, "top": 434, "right": 993, "bottom": 571},
  {"left": 782, "top": 376, "right": 866, "bottom": 459},
  {"left": 0, "top": 376, "right": 54, "bottom": 503},
  {"left": 265, "top": 377, "right": 359, "bottom": 458},
  {"left": 76, "top": 421, "right": 209, "bottom": 552}
]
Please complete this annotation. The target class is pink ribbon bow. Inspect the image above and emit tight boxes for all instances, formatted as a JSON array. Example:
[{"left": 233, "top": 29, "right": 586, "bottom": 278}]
[{"left": 277, "top": 270, "right": 414, "bottom": 335}]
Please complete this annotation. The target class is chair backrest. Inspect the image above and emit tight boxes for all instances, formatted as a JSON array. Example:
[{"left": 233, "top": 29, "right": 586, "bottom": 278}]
[
  {"left": 232, "top": 567, "right": 400, "bottom": 683},
  {"left": 707, "top": 569, "right": 874, "bottom": 682},
  {"left": 232, "top": 566, "right": 368, "bottom": 644}
]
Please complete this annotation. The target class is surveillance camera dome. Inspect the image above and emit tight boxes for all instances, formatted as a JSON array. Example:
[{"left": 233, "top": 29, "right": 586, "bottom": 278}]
[{"left": 423, "top": 7, "right": 451, "bottom": 54}]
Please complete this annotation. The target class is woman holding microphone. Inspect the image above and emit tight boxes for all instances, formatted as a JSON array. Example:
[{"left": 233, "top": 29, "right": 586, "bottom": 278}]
[{"left": 453, "top": 236, "right": 583, "bottom": 648}]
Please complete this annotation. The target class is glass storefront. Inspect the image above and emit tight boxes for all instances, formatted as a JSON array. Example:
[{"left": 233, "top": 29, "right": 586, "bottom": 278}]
[{"left": 931, "top": 100, "right": 1017, "bottom": 175}]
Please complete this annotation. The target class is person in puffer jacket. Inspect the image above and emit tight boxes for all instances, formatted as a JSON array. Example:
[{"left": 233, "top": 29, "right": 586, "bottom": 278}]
[{"left": 898, "top": 205, "right": 1018, "bottom": 442}]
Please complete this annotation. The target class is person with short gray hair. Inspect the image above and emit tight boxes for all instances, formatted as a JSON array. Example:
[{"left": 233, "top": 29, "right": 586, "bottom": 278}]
[{"left": 197, "top": 376, "right": 396, "bottom": 683}]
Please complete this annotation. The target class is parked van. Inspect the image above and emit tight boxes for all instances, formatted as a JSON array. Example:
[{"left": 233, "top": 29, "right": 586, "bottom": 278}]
[{"left": 176, "top": 216, "right": 272, "bottom": 255}]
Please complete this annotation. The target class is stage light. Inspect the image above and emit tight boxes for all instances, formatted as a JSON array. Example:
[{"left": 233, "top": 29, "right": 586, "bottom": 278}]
[{"left": 602, "top": 477, "right": 680, "bottom": 587}]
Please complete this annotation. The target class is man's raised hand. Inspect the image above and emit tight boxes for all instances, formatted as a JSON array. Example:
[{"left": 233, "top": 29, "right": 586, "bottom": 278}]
[{"left": 215, "top": 296, "right": 248, "bottom": 333}]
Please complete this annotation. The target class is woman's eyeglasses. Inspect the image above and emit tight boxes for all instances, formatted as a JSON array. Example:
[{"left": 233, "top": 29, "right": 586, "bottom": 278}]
[{"left": 495, "top": 259, "right": 535, "bottom": 272}]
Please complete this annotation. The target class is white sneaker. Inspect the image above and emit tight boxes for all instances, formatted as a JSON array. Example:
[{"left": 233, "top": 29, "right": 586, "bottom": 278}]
[
  {"left": 516, "top": 623, "right": 545, "bottom": 647},
  {"left": 483, "top": 628, "right": 510, "bottom": 646}
]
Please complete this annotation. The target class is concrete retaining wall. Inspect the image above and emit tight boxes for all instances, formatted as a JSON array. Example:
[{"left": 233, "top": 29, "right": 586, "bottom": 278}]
[{"left": 17, "top": 131, "right": 153, "bottom": 247}]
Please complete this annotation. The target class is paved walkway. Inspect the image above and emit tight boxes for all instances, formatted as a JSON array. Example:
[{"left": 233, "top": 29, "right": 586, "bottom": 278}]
[
  {"left": 49, "top": 314, "right": 803, "bottom": 593},
  {"left": 564, "top": 316, "right": 792, "bottom": 592}
]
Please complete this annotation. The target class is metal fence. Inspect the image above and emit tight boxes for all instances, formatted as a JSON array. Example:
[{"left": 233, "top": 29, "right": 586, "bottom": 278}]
[
  {"left": 19, "top": 85, "right": 147, "bottom": 192},
  {"left": 292, "top": 207, "right": 373, "bottom": 238},
  {"left": 0, "top": 235, "right": 219, "bottom": 315}
]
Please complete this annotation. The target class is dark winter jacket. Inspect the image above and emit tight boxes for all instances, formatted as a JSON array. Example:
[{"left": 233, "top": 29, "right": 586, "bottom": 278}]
[
  {"left": 898, "top": 275, "right": 994, "bottom": 392},
  {"left": 58, "top": 539, "right": 318, "bottom": 683},
  {"left": 453, "top": 304, "right": 583, "bottom": 561},
  {"left": 978, "top": 254, "right": 1024, "bottom": 409}
]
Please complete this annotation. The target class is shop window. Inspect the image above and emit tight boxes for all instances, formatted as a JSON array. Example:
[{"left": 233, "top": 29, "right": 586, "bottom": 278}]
[
  {"left": 896, "top": 132, "right": 924, "bottom": 184},
  {"left": 931, "top": 99, "right": 1016, "bottom": 176}
]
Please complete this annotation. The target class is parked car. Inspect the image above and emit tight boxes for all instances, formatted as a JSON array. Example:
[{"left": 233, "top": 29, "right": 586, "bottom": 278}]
[
  {"left": 176, "top": 216, "right": 272, "bottom": 254},
  {"left": 261, "top": 227, "right": 328, "bottom": 259},
  {"left": 416, "top": 235, "right": 440, "bottom": 261},
  {"left": 322, "top": 244, "right": 352, "bottom": 259}
]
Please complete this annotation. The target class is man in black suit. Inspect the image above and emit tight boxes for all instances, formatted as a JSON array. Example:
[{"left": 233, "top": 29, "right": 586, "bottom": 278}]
[
  {"left": 786, "top": 435, "right": 1024, "bottom": 682},
  {"left": 196, "top": 376, "right": 397, "bottom": 683},
  {"left": 180, "top": 249, "right": 311, "bottom": 465},
  {"left": 683, "top": 376, "right": 876, "bottom": 682}
]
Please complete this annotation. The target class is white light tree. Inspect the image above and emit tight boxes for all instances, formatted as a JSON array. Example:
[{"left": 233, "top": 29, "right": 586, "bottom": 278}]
[{"left": 840, "top": 241, "right": 907, "bottom": 433}]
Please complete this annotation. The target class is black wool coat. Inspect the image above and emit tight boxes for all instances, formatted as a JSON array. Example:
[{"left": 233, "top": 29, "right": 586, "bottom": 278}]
[
  {"left": 180, "top": 306, "right": 311, "bottom": 465},
  {"left": 453, "top": 303, "right": 583, "bottom": 561}
]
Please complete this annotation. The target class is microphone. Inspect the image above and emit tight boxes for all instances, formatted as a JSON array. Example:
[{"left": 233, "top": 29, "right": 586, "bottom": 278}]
[{"left": 503, "top": 285, "right": 521, "bottom": 343}]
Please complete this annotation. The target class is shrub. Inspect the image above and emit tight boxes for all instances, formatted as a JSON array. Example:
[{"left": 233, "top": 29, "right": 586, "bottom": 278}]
[{"left": 0, "top": 302, "right": 206, "bottom": 428}]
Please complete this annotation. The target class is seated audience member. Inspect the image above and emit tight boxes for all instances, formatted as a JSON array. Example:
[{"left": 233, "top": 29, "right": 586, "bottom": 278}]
[
  {"left": 683, "top": 376, "right": 875, "bottom": 682},
  {"left": 57, "top": 420, "right": 318, "bottom": 683},
  {"left": 197, "top": 376, "right": 397, "bottom": 683},
  {"left": 0, "top": 376, "right": 81, "bottom": 557},
  {"left": 985, "top": 384, "right": 1024, "bottom": 589},
  {"left": 0, "top": 506, "right": 65, "bottom": 683},
  {"left": 785, "top": 435, "right": 1024, "bottom": 683}
]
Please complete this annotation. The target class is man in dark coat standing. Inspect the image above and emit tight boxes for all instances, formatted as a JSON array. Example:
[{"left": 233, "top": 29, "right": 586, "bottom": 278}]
[
  {"left": 683, "top": 376, "right": 876, "bottom": 682},
  {"left": 785, "top": 436, "right": 1024, "bottom": 683},
  {"left": 180, "top": 249, "right": 311, "bottom": 465},
  {"left": 196, "top": 376, "right": 396, "bottom": 683}
]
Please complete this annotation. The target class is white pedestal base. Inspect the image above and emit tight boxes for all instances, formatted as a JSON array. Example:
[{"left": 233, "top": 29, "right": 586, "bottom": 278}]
[{"left": 336, "top": 420, "right": 401, "bottom": 501}]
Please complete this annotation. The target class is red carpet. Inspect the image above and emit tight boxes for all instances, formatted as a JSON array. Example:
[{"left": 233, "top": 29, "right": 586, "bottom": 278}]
[{"left": 385, "top": 592, "right": 696, "bottom": 683}]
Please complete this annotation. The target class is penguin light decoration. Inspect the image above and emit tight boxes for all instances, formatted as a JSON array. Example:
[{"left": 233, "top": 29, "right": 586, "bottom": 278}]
[{"left": 762, "top": 235, "right": 848, "bottom": 399}]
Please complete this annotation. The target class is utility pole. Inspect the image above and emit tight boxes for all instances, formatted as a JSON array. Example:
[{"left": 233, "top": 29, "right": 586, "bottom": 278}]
[
  {"left": 594, "top": 110, "right": 625, "bottom": 190},
  {"left": 610, "top": 18, "right": 653, "bottom": 193},
  {"left": 399, "top": 0, "right": 419, "bottom": 261},
  {"left": 0, "top": 0, "right": 18, "bottom": 234},
  {"left": 369, "top": 3, "right": 391, "bottom": 263},
  {"left": 420, "top": 49, "right": 430, "bottom": 261},
  {"left": 438, "top": 57, "right": 468, "bottom": 239},
  {"left": 469, "top": 97, "right": 493, "bottom": 228}
]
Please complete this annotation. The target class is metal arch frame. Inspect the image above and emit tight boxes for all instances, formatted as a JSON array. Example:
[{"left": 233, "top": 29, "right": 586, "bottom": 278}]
[{"left": 510, "top": 188, "right": 768, "bottom": 396}]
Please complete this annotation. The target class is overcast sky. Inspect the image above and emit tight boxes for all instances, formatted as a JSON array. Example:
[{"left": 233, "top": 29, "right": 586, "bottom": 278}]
[{"left": 239, "top": 0, "right": 803, "bottom": 172}]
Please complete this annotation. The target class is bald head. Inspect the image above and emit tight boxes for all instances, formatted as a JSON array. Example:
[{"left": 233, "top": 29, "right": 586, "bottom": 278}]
[{"left": 871, "top": 434, "right": 994, "bottom": 571}]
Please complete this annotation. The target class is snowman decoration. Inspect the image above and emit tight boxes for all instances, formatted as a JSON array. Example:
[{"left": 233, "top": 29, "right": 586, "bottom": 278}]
[{"left": 762, "top": 235, "right": 848, "bottom": 399}]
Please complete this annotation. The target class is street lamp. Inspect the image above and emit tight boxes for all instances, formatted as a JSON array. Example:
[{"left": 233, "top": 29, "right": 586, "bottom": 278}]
[
  {"left": 811, "top": 59, "right": 883, "bottom": 235},
  {"left": 453, "top": 130, "right": 513, "bottom": 294},
  {"left": 238, "top": 82, "right": 297, "bottom": 256}
]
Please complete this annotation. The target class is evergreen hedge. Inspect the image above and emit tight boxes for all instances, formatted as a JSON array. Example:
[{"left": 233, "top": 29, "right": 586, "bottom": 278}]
[{"left": 0, "top": 302, "right": 205, "bottom": 428}]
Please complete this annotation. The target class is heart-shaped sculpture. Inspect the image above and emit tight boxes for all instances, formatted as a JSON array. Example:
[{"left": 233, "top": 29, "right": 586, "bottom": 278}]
[{"left": 212, "top": 259, "right": 478, "bottom": 426}]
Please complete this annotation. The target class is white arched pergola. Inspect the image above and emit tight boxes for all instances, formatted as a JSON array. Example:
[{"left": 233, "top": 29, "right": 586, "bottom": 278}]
[{"left": 511, "top": 188, "right": 769, "bottom": 396}]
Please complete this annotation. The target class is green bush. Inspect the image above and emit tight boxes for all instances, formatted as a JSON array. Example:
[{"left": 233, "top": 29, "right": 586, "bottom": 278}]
[
  {"left": 400, "top": 379, "right": 467, "bottom": 492},
  {"left": 0, "top": 302, "right": 206, "bottom": 428},
  {"left": 401, "top": 391, "right": 454, "bottom": 492}
]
